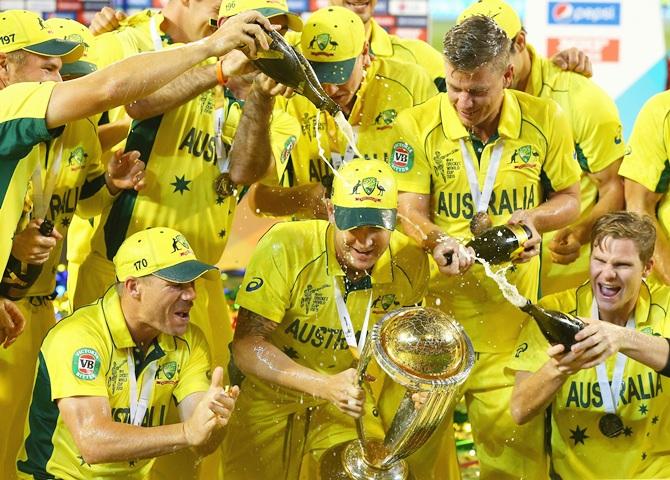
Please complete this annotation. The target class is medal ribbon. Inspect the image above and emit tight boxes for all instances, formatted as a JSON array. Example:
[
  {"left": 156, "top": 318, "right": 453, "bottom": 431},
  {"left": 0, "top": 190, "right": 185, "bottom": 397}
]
[
  {"left": 149, "top": 15, "right": 164, "bottom": 51},
  {"left": 126, "top": 350, "right": 159, "bottom": 426},
  {"left": 214, "top": 107, "right": 230, "bottom": 174},
  {"left": 459, "top": 138, "right": 504, "bottom": 215},
  {"left": 31, "top": 140, "right": 63, "bottom": 219},
  {"left": 591, "top": 299, "right": 635, "bottom": 414},
  {"left": 333, "top": 278, "right": 373, "bottom": 361}
]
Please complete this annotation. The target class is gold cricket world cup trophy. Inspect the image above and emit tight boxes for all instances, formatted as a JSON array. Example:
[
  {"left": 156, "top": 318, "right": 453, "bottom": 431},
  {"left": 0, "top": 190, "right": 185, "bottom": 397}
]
[{"left": 320, "top": 307, "right": 475, "bottom": 480}]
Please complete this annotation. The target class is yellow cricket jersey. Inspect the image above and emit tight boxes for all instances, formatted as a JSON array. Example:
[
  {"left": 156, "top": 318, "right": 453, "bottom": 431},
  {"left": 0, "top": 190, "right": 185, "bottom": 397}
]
[
  {"left": 525, "top": 45, "right": 625, "bottom": 295},
  {"left": 0, "top": 81, "right": 63, "bottom": 274},
  {"left": 391, "top": 90, "right": 581, "bottom": 352},
  {"left": 367, "top": 19, "right": 445, "bottom": 90},
  {"left": 234, "top": 220, "right": 428, "bottom": 413},
  {"left": 85, "top": 24, "right": 299, "bottom": 266},
  {"left": 275, "top": 56, "right": 437, "bottom": 187},
  {"left": 619, "top": 90, "right": 670, "bottom": 242},
  {"left": 16, "top": 287, "right": 210, "bottom": 480},
  {"left": 508, "top": 281, "right": 670, "bottom": 479},
  {"left": 19, "top": 117, "right": 112, "bottom": 297}
]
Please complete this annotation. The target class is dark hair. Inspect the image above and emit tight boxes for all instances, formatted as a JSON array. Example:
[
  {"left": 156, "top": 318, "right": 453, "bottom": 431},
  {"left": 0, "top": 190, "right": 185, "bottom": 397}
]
[
  {"left": 443, "top": 15, "right": 511, "bottom": 73},
  {"left": 591, "top": 211, "right": 656, "bottom": 264}
]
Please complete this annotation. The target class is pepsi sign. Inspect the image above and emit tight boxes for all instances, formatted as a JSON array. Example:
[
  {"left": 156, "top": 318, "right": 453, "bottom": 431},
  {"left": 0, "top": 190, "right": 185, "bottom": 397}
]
[{"left": 548, "top": 2, "right": 621, "bottom": 25}]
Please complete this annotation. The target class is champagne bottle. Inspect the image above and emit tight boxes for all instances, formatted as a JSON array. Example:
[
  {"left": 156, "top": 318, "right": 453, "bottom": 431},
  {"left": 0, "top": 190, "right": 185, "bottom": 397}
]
[
  {"left": 467, "top": 224, "right": 533, "bottom": 264},
  {"left": 0, "top": 219, "right": 54, "bottom": 301},
  {"left": 252, "top": 28, "right": 341, "bottom": 116},
  {"left": 520, "top": 301, "right": 585, "bottom": 349}
]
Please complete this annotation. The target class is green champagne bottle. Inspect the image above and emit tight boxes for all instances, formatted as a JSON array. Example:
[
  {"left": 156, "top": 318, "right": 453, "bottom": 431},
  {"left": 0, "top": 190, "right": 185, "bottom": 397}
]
[
  {"left": 466, "top": 224, "right": 533, "bottom": 264},
  {"left": 253, "top": 29, "right": 340, "bottom": 116},
  {"left": 520, "top": 301, "right": 585, "bottom": 349}
]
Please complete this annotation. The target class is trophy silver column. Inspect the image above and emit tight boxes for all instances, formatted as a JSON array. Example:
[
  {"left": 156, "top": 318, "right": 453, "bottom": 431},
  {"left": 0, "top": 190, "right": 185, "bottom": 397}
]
[{"left": 320, "top": 306, "right": 474, "bottom": 480}]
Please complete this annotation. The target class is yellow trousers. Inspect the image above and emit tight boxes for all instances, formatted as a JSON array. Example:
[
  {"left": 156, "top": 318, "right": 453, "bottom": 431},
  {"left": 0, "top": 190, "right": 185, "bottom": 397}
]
[{"left": 0, "top": 297, "right": 55, "bottom": 480}]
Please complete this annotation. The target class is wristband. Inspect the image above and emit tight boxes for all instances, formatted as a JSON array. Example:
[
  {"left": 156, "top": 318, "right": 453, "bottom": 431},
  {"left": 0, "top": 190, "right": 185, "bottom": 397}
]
[
  {"left": 658, "top": 337, "right": 670, "bottom": 377},
  {"left": 216, "top": 60, "right": 228, "bottom": 86}
]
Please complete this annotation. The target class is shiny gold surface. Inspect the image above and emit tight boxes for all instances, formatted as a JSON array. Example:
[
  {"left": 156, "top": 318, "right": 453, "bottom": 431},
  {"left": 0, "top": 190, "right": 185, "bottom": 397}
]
[{"left": 380, "top": 308, "right": 464, "bottom": 379}]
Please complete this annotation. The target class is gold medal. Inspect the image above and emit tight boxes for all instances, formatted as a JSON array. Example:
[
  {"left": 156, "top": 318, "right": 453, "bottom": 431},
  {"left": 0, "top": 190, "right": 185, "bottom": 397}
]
[
  {"left": 470, "top": 211, "right": 493, "bottom": 236},
  {"left": 214, "top": 173, "right": 235, "bottom": 198},
  {"left": 599, "top": 413, "right": 624, "bottom": 438}
]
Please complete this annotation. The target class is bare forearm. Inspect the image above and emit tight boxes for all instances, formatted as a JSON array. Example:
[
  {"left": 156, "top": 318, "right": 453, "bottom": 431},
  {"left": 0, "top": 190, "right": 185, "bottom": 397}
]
[
  {"left": 229, "top": 87, "right": 275, "bottom": 185},
  {"left": 528, "top": 185, "right": 580, "bottom": 233},
  {"left": 98, "top": 119, "right": 131, "bottom": 153},
  {"left": 619, "top": 330, "right": 670, "bottom": 371},
  {"left": 397, "top": 194, "right": 441, "bottom": 250},
  {"left": 77, "top": 421, "right": 188, "bottom": 464},
  {"left": 511, "top": 366, "right": 567, "bottom": 424},
  {"left": 48, "top": 41, "right": 213, "bottom": 128},
  {"left": 125, "top": 64, "right": 217, "bottom": 120},
  {"left": 233, "top": 337, "right": 329, "bottom": 397},
  {"left": 572, "top": 179, "right": 624, "bottom": 244},
  {"left": 248, "top": 182, "right": 327, "bottom": 218}
]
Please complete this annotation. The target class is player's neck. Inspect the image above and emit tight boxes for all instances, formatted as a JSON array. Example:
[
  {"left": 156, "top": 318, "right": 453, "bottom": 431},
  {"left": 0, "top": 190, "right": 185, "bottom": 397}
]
[
  {"left": 598, "top": 302, "right": 636, "bottom": 327},
  {"left": 160, "top": 7, "right": 189, "bottom": 44}
]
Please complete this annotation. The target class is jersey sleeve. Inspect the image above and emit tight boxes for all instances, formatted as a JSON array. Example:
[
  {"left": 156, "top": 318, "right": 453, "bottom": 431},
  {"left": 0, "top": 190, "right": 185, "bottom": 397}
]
[
  {"left": 234, "top": 224, "right": 292, "bottom": 323},
  {"left": 389, "top": 106, "right": 432, "bottom": 195},
  {"left": 41, "top": 321, "right": 109, "bottom": 400},
  {"left": 540, "top": 102, "right": 582, "bottom": 193},
  {"left": 569, "top": 76, "right": 625, "bottom": 174},
  {"left": 619, "top": 92, "right": 670, "bottom": 193},
  {"left": 173, "top": 326, "right": 211, "bottom": 403}
]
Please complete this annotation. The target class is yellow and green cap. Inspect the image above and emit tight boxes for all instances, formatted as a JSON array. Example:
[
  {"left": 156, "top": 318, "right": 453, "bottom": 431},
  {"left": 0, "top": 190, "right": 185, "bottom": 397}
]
[
  {"left": 0, "top": 10, "right": 83, "bottom": 62},
  {"left": 114, "top": 228, "right": 219, "bottom": 283},
  {"left": 300, "top": 6, "right": 365, "bottom": 85},
  {"left": 457, "top": 0, "right": 522, "bottom": 39},
  {"left": 218, "top": 0, "right": 303, "bottom": 32},
  {"left": 44, "top": 18, "right": 97, "bottom": 77},
  {"left": 332, "top": 158, "right": 398, "bottom": 231}
]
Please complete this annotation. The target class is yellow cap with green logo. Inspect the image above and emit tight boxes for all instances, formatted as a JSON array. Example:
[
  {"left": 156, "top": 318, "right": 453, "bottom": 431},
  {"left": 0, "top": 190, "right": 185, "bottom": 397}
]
[
  {"left": 44, "top": 18, "right": 97, "bottom": 78},
  {"left": 332, "top": 158, "right": 398, "bottom": 231},
  {"left": 114, "top": 228, "right": 219, "bottom": 283},
  {"left": 218, "top": 0, "right": 303, "bottom": 32},
  {"left": 300, "top": 6, "right": 365, "bottom": 85},
  {"left": 457, "top": 0, "right": 522, "bottom": 39},
  {"left": 0, "top": 10, "right": 83, "bottom": 62}
]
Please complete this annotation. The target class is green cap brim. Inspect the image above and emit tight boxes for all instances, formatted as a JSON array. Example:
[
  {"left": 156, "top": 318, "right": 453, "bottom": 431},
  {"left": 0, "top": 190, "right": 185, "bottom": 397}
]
[
  {"left": 60, "top": 60, "right": 97, "bottom": 77},
  {"left": 257, "top": 8, "right": 303, "bottom": 32},
  {"left": 23, "top": 38, "right": 84, "bottom": 63},
  {"left": 152, "top": 260, "right": 219, "bottom": 283},
  {"left": 334, "top": 206, "right": 397, "bottom": 231},
  {"left": 310, "top": 57, "right": 356, "bottom": 84}
]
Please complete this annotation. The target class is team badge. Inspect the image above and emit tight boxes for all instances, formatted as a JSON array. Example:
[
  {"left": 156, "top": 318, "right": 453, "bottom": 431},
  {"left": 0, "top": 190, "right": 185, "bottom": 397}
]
[
  {"left": 280, "top": 135, "right": 297, "bottom": 164},
  {"left": 162, "top": 361, "right": 177, "bottom": 380},
  {"left": 390, "top": 142, "right": 414, "bottom": 173},
  {"left": 72, "top": 348, "right": 101, "bottom": 381}
]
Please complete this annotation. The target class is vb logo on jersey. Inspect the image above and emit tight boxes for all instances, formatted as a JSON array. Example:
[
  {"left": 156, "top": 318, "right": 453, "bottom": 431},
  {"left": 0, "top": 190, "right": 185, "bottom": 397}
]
[
  {"left": 390, "top": 142, "right": 414, "bottom": 173},
  {"left": 72, "top": 348, "right": 101, "bottom": 381}
]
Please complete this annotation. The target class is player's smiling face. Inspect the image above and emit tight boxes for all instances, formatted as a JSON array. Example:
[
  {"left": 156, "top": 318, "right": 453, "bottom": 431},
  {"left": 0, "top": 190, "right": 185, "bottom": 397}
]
[
  {"left": 590, "top": 236, "right": 651, "bottom": 321},
  {"left": 334, "top": 225, "right": 391, "bottom": 277}
]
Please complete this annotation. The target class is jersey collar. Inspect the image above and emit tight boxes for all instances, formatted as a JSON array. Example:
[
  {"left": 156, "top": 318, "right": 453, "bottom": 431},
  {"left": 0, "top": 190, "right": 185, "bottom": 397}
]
[
  {"left": 368, "top": 19, "right": 393, "bottom": 58},
  {"left": 440, "top": 89, "right": 523, "bottom": 142},
  {"left": 524, "top": 44, "right": 544, "bottom": 98},
  {"left": 325, "top": 223, "right": 394, "bottom": 285},
  {"left": 101, "top": 287, "right": 177, "bottom": 353}
]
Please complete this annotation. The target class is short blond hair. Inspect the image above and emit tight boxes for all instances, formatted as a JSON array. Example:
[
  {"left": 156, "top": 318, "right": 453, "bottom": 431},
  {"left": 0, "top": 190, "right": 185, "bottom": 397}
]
[{"left": 591, "top": 212, "right": 656, "bottom": 264}]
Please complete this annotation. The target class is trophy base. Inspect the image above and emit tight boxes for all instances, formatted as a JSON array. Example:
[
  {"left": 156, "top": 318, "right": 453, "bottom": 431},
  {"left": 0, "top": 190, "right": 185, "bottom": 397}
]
[{"left": 319, "top": 440, "right": 413, "bottom": 480}]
